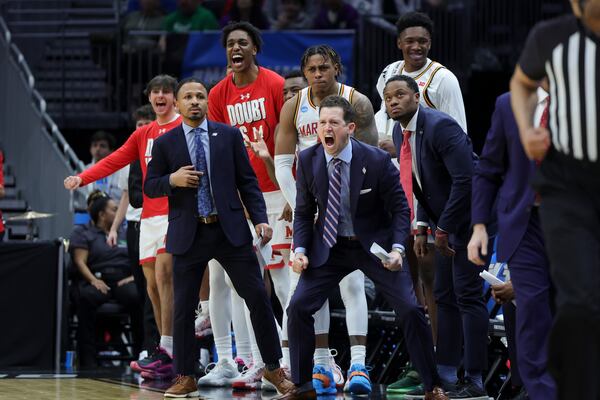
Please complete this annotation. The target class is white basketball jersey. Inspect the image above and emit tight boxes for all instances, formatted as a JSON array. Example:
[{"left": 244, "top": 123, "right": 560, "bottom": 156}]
[
  {"left": 293, "top": 83, "right": 355, "bottom": 152},
  {"left": 375, "top": 58, "right": 449, "bottom": 137}
]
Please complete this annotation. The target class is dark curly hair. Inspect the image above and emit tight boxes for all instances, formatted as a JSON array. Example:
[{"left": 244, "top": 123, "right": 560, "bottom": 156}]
[
  {"left": 395, "top": 12, "right": 434, "bottom": 38},
  {"left": 300, "top": 45, "right": 343, "bottom": 78},
  {"left": 222, "top": 21, "right": 263, "bottom": 53}
]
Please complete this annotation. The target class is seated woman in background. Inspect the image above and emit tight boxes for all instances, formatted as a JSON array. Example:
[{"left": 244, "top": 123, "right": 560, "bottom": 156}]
[{"left": 70, "top": 190, "right": 141, "bottom": 368}]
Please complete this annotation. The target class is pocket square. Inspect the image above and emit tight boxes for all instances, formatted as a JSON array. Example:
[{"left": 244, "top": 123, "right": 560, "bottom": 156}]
[
  {"left": 360, "top": 188, "right": 372, "bottom": 195},
  {"left": 211, "top": 132, "right": 218, "bottom": 136}
]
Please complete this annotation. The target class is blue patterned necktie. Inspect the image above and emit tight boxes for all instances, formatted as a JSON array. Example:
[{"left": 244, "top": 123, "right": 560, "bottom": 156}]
[
  {"left": 193, "top": 127, "right": 213, "bottom": 217},
  {"left": 323, "top": 158, "right": 343, "bottom": 248}
]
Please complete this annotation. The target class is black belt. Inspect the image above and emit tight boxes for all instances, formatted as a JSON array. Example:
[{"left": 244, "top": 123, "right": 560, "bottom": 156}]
[
  {"left": 336, "top": 236, "right": 361, "bottom": 247},
  {"left": 197, "top": 215, "right": 219, "bottom": 224}
]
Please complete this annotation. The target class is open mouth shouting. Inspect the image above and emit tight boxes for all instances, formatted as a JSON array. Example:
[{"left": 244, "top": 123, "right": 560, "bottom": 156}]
[
  {"left": 323, "top": 133, "right": 335, "bottom": 148},
  {"left": 154, "top": 99, "right": 168, "bottom": 113},
  {"left": 231, "top": 54, "right": 244, "bottom": 69}
]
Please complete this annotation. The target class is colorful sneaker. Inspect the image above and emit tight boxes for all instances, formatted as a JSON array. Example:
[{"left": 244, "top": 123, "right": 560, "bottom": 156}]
[
  {"left": 387, "top": 364, "right": 423, "bottom": 394},
  {"left": 234, "top": 356, "right": 249, "bottom": 373},
  {"left": 132, "top": 347, "right": 173, "bottom": 374},
  {"left": 344, "top": 364, "right": 371, "bottom": 395},
  {"left": 131, "top": 348, "right": 158, "bottom": 372},
  {"left": 140, "top": 368, "right": 174, "bottom": 381},
  {"left": 312, "top": 365, "right": 337, "bottom": 395},
  {"left": 197, "top": 358, "right": 240, "bottom": 387},
  {"left": 231, "top": 364, "right": 264, "bottom": 390},
  {"left": 194, "top": 310, "right": 212, "bottom": 339},
  {"left": 328, "top": 349, "right": 345, "bottom": 389}
]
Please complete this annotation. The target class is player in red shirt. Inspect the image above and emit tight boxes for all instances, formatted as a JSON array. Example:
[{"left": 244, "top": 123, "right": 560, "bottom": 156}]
[
  {"left": 205, "top": 21, "right": 291, "bottom": 390},
  {"left": 63, "top": 75, "right": 180, "bottom": 378}
]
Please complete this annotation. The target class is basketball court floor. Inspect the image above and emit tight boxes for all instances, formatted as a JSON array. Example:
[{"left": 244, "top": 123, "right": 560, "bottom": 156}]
[{"left": 0, "top": 367, "right": 393, "bottom": 399}]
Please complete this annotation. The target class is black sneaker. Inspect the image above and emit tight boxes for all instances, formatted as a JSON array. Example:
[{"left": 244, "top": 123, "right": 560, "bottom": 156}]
[{"left": 446, "top": 378, "right": 489, "bottom": 400}]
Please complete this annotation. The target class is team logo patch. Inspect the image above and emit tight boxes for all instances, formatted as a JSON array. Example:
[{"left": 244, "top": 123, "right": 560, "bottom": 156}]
[{"left": 300, "top": 106, "right": 308, "bottom": 112}]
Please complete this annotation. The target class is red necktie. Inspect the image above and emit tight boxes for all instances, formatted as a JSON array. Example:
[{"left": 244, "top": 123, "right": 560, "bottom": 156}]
[{"left": 399, "top": 129, "right": 414, "bottom": 221}]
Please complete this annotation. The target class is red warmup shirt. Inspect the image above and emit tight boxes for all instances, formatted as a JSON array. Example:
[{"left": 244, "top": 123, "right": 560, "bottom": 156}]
[
  {"left": 78, "top": 115, "right": 182, "bottom": 219},
  {"left": 208, "top": 67, "right": 285, "bottom": 193}
]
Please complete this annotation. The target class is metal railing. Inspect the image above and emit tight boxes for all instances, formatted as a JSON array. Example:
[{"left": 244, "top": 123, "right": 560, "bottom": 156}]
[{"left": 0, "top": 15, "right": 83, "bottom": 239}]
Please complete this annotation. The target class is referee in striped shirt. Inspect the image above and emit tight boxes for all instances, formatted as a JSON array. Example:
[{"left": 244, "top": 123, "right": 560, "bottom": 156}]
[{"left": 510, "top": 1, "right": 600, "bottom": 399}]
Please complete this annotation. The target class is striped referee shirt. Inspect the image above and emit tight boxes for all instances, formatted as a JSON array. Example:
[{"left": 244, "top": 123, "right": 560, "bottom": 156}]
[{"left": 519, "top": 15, "right": 599, "bottom": 165}]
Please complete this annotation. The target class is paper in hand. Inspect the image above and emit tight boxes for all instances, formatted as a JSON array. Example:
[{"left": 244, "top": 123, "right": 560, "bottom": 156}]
[
  {"left": 480, "top": 270, "right": 516, "bottom": 306},
  {"left": 370, "top": 242, "right": 391, "bottom": 262},
  {"left": 254, "top": 237, "right": 273, "bottom": 268}
]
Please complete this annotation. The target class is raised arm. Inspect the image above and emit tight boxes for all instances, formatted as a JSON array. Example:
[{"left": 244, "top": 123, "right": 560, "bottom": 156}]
[{"left": 274, "top": 96, "right": 300, "bottom": 209}]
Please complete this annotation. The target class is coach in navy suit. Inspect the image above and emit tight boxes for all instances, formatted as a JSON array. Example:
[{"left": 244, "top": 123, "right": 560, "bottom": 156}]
[
  {"left": 286, "top": 95, "right": 447, "bottom": 400},
  {"left": 144, "top": 78, "right": 292, "bottom": 396},
  {"left": 468, "top": 92, "right": 556, "bottom": 400},
  {"left": 385, "top": 75, "right": 489, "bottom": 398}
]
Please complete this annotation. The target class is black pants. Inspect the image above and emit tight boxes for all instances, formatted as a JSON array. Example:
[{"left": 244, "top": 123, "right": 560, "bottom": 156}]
[
  {"left": 127, "top": 220, "right": 159, "bottom": 352},
  {"left": 76, "top": 278, "right": 140, "bottom": 367},
  {"left": 534, "top": 150, "right": 600, "bottom": 400},
  {"left": 173, "top": 222, "right": 281, "bottom": 375}
]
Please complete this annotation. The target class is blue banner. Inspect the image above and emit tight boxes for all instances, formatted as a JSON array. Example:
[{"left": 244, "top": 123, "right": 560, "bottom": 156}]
[{"left": 181, "top": 31, "right": 355, "bottom": 85}]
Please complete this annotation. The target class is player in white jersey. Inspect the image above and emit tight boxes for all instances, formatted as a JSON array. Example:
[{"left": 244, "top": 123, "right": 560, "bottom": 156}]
[
  {"left": 375, "top": 12, "right": 467, "bottom": 138},
  {"left": 374, "top": 13, "right": 468, "bottom": 395},
  {"left": 274, "top": 44, "right": 379, "bottom": 395}
]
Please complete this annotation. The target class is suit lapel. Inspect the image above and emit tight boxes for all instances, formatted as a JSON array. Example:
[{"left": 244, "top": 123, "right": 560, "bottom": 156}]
[
  {"left": 415, "top": 110, "right": 426, "bottom": 187},
  {"left": 312, "top": 148, "right": 328, "bottom": 205},
  {"left": 175, "top": 126, "right": 193, "bottom": 166},
  {"left": 207, "top": 121, "right": 218, "bottom": 180},
  {"left": 350, "top": 139, "right": 365, "bottom": 216}
]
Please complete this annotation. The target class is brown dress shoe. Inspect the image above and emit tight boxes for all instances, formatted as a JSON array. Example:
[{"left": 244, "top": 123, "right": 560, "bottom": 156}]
[
  {"left": 273, "top": 386, "right": 317, "bottom": 400},
  {"left": 424, "top": 386, "right": 449, "bottom": 400},
  {"left": 263, "top": 367, "right": 296, "bottom": 394},
  {"left": 164, "top": 375, "right": 199, "bottom": 398}
]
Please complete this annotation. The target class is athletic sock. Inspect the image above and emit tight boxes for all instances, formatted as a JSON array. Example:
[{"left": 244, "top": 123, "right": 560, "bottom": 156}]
[
  {"left": 282, "top": 346, "right": 290, "bottom": 367},
  {"left": 160, "top": 335, "right": 173, "bottom": 358},
  {"left": 350, "top": 345, "right": 366, "bottom": 366},
  {"left": 214, "top": 335, "right": 233, "bottom": 361},
  {"left": 313, "top": 348, "right": 330, "bottom": 367}
]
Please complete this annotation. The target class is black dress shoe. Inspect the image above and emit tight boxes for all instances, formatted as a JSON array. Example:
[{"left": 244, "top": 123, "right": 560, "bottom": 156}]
[{"left": 446, "top": 378, "right": 488, "bottom": 399}]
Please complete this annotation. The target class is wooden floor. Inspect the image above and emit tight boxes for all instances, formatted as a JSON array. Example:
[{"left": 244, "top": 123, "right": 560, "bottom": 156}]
[{"left": 0, "top": 371, "right": 391, "bottom": 399}]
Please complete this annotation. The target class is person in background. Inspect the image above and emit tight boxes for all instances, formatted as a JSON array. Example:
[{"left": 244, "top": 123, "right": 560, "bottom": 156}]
[
  {"left": 122, "top": 0, "right": 165, "bottom": 52},
  {"left": 162, "top": 0, "right": 219, "bottom": 32},
  {"left": 107, "top": 104, "right": 160, "bottom": 362},
  {"left": 468, "top": 91, "right": 556, "bottom": 400},
  {"left": 70, "top": 190, "right": 141, "bottom": 368},
  {"left": 385, "top": 75, "right": 488, "bottom": 400},
  {"left": 74, "top": 131, "right": 124, "bottom": 221},
  {"left": 313, "top": 0, "right": 359, "bottom": 30},
  {"left": 510, "top": 1, "right": 600, "bottom": 397},
  {"left": 271, "top": 0, "right": 312, "bottom": 30},
  {"left": 220, "top": 0, "right": 270, "bottom": 29}
]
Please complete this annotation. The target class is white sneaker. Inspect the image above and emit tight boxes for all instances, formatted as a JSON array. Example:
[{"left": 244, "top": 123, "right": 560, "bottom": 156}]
[
  {"left": 197, "top": 359, "right": 240, "bottom": 387},
  {"left": 329, "top": 349, "right": 345, "bottom": 389},
  {"left": 231, "top": 364, "right": 264, "bottom": 390},
  {"left": 194, "top": 310, "right": 212, "bottom": 339}
]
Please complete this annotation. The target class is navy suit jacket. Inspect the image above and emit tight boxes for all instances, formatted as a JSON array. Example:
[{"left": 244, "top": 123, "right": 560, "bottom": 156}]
[
  {"left": 392, "top": 106, "right": 475, "bottom": 245},
  {"left": 294, "top": 138, "right": 411, "bottom": 268},
  {"left": 144, "top": 121, "right": 267, "bottom": 255},
  {"left": 472, "top": 93, "right": 538, "bottom": 262}
]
